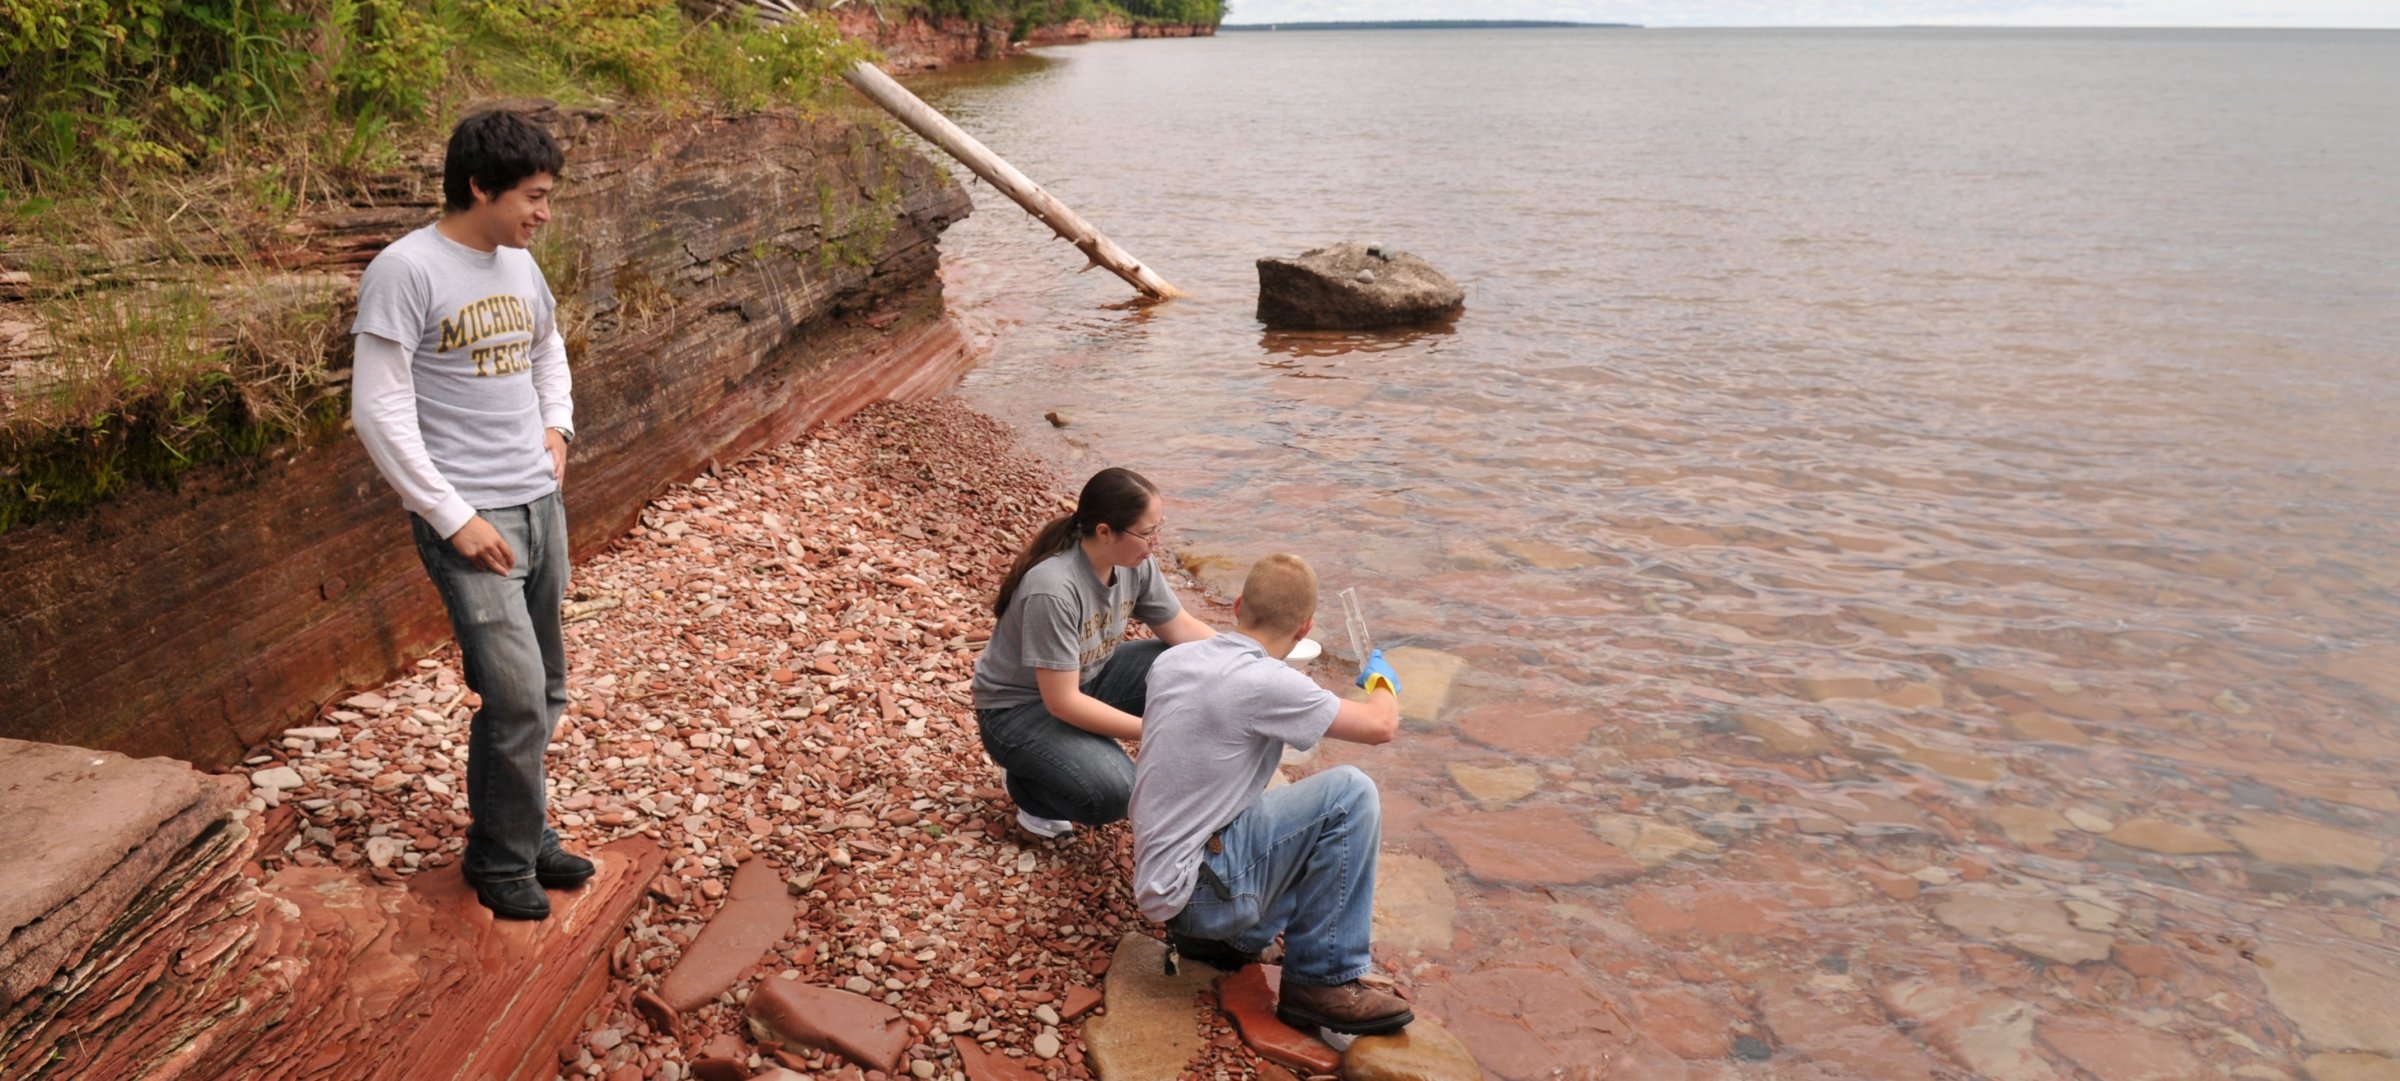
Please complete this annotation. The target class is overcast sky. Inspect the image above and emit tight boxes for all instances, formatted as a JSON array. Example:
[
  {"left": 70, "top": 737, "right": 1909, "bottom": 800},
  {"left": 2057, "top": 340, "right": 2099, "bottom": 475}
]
[{"left": 1220, "top": 1, "right": 2400, "bottom": 28}]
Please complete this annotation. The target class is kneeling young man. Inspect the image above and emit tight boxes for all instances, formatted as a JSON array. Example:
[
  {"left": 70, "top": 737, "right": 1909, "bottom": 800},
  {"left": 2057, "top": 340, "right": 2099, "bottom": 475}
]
[{"left": 1129, "top": 553, "right": 1412, "bottom": 1035}]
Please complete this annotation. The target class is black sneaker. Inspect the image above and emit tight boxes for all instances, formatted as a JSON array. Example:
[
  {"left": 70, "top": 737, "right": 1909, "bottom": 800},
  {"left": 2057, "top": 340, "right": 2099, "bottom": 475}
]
[
  {"left": 536, "top": 847, "right": 595, "bottom": 889},
  {"left": 470, "top": 875, "right": 551, "bottom": 920},
  {"left": 1166, "top": 932, "right": 1259, "bottom": 974}
]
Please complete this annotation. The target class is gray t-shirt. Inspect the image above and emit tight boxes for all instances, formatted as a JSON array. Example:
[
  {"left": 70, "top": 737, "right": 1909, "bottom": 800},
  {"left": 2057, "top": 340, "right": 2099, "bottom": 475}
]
[
  {"left": 351, "top": 225, "right": 560, "bottom": 511},
  {"left": 1129, "top": 631, "right": 1340, "bottom": 922},
  {"left": 971, "top": 547, "right": 1182, "bottom": 710}
]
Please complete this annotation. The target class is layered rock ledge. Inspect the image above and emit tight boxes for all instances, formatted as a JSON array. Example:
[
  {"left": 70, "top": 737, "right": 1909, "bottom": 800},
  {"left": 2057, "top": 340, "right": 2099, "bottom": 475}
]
[{"left": 0, "top": 101, "right": 977, "bottom": 768}]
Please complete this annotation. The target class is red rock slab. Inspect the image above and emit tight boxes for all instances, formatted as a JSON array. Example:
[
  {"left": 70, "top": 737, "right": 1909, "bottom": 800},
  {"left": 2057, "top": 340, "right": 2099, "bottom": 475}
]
[
  {"left": 1633, "top": 988, "right": 1735, "bottom": 1059},
  {"left": 1413, "top": 961, "right": 1636, "bottom": 1080},
  {"left": 1214, "top": 964, "right": 1341, "bottom": 1075},
  {"left": 1758, "top": 985, "right": 1944, "bottom": 1081},
  {"left": 2035, "top": 1014, "right": 2204, "bottom": 1081},
  {"left": 0, "top": 740, "right": 239, "bottom": 1008},
  {"left": 953, "top": 1035, "right": 1044, "bottom": 1081},
  {"left": 691, "top": 1057, "right": 752, "bottom": 1081},
  {"left": 15, "top": 835, "right": 666, "bottom": 1081},
  {"left": 746, "top": 976, "right": 911, "bottom": 1074},
  {"left": 1061, "top": 984, "right": 1103, "bottom": 1021},
  {"left": 658, "top": 858, "right": 798, "bottom": 1011},
  {"left": 1425, "top": 805, "right": 1642, "bottom": 886},
  {"left": 401, "top": 837, "right": 669, "bottom": 1081},
  {"left": 1453, "top": 703, "right": 1604, "bottom": 758}
]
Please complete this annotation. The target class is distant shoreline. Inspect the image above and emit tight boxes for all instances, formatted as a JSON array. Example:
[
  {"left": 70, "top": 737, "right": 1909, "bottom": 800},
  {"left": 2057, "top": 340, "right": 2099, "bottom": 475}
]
[{"left": 1219, "top": 20, "right": 1638, "bottom": 32}]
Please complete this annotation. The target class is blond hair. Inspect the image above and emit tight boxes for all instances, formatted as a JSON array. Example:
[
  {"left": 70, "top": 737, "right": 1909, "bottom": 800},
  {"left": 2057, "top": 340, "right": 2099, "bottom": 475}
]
[{"left": 1237, "top": 553, "right": 1318, "bottom": 639}]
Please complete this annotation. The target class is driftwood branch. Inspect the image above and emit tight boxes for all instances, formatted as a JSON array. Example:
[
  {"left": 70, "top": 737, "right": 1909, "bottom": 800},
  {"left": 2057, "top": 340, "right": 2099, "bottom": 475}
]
[{"left": 841, "top": 60, "right": 1182, "bottom": 301}]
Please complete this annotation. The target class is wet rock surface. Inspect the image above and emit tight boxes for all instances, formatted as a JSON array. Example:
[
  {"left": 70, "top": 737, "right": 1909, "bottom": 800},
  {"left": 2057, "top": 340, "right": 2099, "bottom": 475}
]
[
  {"left": 1343, "top": 1017, "right": 1483, "bottom": 1081},
  {"left": 1214, "top": 964, "right": 1341, "bottom": 1074},
  {"left": 1084, "top": 932, "right": 1215, "bottom": 1080},
  {"left": 1255, "top": 241, "right": 1465, "bottom": 330}
]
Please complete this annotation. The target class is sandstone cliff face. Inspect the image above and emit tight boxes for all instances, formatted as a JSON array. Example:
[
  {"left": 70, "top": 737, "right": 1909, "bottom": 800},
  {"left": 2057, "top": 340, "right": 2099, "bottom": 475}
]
[{"left": 0, "top": 102, "right": 975, "bottom": 768}]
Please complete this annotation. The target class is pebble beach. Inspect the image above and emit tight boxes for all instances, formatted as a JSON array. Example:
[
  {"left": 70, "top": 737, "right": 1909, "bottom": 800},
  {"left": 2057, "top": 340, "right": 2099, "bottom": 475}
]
[{"left": 242, "top": 398, "right": 1316, "bottom": 1080}]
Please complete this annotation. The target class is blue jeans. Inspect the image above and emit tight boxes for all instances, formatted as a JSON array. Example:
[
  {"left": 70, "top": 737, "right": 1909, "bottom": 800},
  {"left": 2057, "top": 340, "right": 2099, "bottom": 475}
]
[
  {"left": 410, "top": 492, "right": 569, "bottom": 883},
  {"left": 1166, "top": 766, "right": 1381, "bottom": 986},
  {"left": 976, "top": 638, "right": 1167, "bottom": 825}
]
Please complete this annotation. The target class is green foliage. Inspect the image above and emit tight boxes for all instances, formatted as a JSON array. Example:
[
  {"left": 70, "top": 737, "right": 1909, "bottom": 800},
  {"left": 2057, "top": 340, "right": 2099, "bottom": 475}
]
[
  {"left": 326, "top": 0, "right": 455, "bottom": 119},
  {"left": 0, "top": 1, "right": 869, "bottom": 195},
  {"left": 0, "top": 285, "right": 342, "bottom": 532},
  {"left": 0, "top": 0, "right": 316, "bottom": 181},
  {"left": 1106, "top": 0, "right": 1225, "bottom": 25}
]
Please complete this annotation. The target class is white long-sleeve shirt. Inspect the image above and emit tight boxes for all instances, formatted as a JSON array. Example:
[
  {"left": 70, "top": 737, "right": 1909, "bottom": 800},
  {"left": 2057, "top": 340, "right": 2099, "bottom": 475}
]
[
  {"left": 349, "top": 224, "right": 574, "bottom": 538},
  {"left": 350, "top": 327, "right": 571, "bottom": 538}
]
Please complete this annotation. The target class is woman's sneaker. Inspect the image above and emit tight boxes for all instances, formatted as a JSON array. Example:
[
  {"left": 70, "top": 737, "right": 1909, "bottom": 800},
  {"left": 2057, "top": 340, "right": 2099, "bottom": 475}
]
[
  {"left": 1017, "top": 808, "right": 1076, "bottom": 839},
  {"left": 1276, "top": 977, "right": 1414, "bottom": 1036}
]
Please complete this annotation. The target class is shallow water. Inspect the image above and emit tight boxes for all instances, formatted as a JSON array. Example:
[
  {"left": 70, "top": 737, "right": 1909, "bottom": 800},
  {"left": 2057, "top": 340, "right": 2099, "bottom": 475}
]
[{"left": 909, "top": 29, "right": 2400, "bottom": 1077}]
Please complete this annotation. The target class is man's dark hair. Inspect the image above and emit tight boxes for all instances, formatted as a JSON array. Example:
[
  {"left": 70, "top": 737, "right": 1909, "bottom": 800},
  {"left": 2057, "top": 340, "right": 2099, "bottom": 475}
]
[{"left": 442, "top": 109, "right": 564, "bottom": 211}]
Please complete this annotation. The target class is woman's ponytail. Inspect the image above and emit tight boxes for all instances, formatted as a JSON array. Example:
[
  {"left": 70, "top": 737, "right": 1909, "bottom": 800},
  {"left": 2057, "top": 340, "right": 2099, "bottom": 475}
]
[
  {"left": 994, "top": 513, "right": 1079, "bottom": 617},
  {"left": 992, "top": 467, "right": 1160, "bottom": 617}
]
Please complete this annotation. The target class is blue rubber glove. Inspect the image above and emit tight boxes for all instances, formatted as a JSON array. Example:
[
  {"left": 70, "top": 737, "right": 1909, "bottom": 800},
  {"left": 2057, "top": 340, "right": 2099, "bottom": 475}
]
[{"left": 1356, "top": 648, "right": 1402, "bottom": 696}]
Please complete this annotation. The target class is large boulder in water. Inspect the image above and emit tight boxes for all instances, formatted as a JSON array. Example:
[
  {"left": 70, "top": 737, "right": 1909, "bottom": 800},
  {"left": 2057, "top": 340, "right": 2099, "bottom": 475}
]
[{"left": 1256, "top": 241, "right": 1463, "bottom": 329}]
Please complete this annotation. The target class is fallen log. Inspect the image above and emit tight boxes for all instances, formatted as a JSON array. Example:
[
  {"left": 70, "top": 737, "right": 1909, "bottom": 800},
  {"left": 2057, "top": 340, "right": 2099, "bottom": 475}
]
[{"left": 842, "top": 60, "right": 1183, "bottom": 301}]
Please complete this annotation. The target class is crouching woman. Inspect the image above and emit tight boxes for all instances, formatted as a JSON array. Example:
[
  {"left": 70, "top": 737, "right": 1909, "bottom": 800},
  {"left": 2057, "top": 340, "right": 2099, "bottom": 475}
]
[{"left": 971, "top": 467, "right": 1215, "bottom": 837}]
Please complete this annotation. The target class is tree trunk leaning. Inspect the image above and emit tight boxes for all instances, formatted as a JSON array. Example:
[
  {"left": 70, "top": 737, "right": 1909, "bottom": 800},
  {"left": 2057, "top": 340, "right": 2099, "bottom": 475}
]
[{"left": 842, "top": 60, "right": 1183, "bottom": 302}]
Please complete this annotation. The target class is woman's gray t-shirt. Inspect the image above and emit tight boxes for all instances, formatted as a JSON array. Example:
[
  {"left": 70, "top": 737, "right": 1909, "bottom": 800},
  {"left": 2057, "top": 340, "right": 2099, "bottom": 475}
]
[{"left": 971, "top": 547, "right": 1182, "bottom": 710}]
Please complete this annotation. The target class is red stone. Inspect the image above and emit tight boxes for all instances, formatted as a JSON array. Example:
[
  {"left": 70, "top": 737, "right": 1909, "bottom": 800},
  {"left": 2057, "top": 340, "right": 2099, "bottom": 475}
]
[
  {"left": 1627, "top": 890, "right": 1698, "bottom": 937},
  {"left": 746, "top": 978, "right": 912, "bottom": 1074},
  {"left": 2110, "top": 943, "right": 2175, "bottom": 979},
  {"left": 1453, "top": 702, "right": 1603, "bottom": 757},
  {"left": 1060, "top": 985, "right": 1103, "bottom": 1021},
  {"left": 1758, "top": 986, "right": 1942, "bottom": 1081},
  {"left": 1214, "top": 965, "right": 1341, "bottom": 1075},
  {"left": 691, "top": 1058, "right": 751, "bottom": 1081},
  {"left": 1691, "top": 889, "right": 1789, "bottom": 937},
  {"left": 631, "top": 989, "right": 679, "bottom": 1035},
  {"left": 1634, "top": 988, "right": 1734, "bottom": 1059},
  {"left": 1415, "top": 961, "right": 1636, "bottom": 1080},
  {"left": 1425, "top": 806, "right": 1643, "bottom": 886},
  {"left": 2035, "top": 1014, "right": 2205, "bottom": 1081},
  {"left": 657, "top": 859, "right": 798, "bottom": 1010},
  {"left": 952, "top": 1037, "right": 1041, "bottom": 1081}
]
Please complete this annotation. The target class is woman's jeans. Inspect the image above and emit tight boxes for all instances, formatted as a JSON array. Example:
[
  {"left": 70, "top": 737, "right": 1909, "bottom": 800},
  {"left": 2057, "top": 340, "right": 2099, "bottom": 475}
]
[
  {"left": 976, "top": 639, "right": 1168, "bottom": 825},
  {"left": 410, "top": 493, "right": 569, "bottom": 883},
  {"left": 1166, "top": 765, "right": 1381, "bottom": 987}
]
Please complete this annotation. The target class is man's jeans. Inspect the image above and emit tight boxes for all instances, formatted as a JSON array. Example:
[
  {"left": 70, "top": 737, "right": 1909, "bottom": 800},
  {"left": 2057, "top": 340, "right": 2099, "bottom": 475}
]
[
  {"left": 1166, "top": 765, "right": 1381, "bottom": 987},
  {"left": 410, "top": 492, "right": 569, "bottom": 883},
  {"left": 976, "top": 638, "right": 1167, "bottom": 825}
]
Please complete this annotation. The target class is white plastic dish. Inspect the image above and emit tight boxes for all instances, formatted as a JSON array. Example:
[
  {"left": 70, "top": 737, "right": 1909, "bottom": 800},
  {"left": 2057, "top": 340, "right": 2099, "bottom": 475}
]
[{"left": 1284, "top": 636, "right": 1323, "bottom": 670}]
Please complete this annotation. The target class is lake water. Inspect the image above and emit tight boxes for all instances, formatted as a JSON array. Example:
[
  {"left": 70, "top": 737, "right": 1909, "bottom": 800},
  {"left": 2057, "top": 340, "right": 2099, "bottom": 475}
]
[{"left": 909, "top": 29, "right": 2400, "bottom": 1078}]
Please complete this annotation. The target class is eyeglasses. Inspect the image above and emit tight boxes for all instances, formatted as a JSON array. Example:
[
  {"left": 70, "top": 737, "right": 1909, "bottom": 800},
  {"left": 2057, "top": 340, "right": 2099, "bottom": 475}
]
[{"left": 1124, "top": 521, "right": 1166, "bottom": 545}]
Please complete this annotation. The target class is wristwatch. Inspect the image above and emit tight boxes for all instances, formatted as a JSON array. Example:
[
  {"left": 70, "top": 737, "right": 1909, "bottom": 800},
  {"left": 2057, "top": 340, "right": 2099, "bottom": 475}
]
[{"left": 548, "top": 426, "right": 574, "bottom": 444}]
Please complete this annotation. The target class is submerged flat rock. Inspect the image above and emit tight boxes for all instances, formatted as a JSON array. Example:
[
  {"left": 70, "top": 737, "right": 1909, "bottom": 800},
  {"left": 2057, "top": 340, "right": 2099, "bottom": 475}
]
[
  {"left": 1372, "top": 852, "right": 1458, "bottom": 954},
  {"left": 2256, "top": 939, "right": 2400, "bottom": 1056},
  {"left": 1427, "top": 806, "right": 1641, "bottom": 886},
  {"left": 1932, "top": 892, "right": 2112, "bottom": 966}
]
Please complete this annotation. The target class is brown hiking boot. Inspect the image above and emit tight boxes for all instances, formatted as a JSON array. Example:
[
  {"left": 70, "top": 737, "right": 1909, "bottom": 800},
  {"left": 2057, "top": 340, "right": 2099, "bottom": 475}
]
[{"left": 1276, "top": 977, "right": 1414, "bottom": 1036}]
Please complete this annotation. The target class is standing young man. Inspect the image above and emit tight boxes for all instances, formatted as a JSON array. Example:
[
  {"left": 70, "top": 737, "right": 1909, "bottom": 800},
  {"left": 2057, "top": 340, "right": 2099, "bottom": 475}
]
[
  {"left": 351, "top": 109, "right": 587, "bottom": 920},
  {"left": 1129, "top": 554, "right": 1415, "bottom": 1035}
]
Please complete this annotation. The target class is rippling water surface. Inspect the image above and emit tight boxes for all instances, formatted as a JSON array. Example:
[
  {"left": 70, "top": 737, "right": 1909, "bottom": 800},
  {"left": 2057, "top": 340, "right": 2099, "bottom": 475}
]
[{"left": 907, "top": 29, "right": 2400, "bottom": 1077}]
